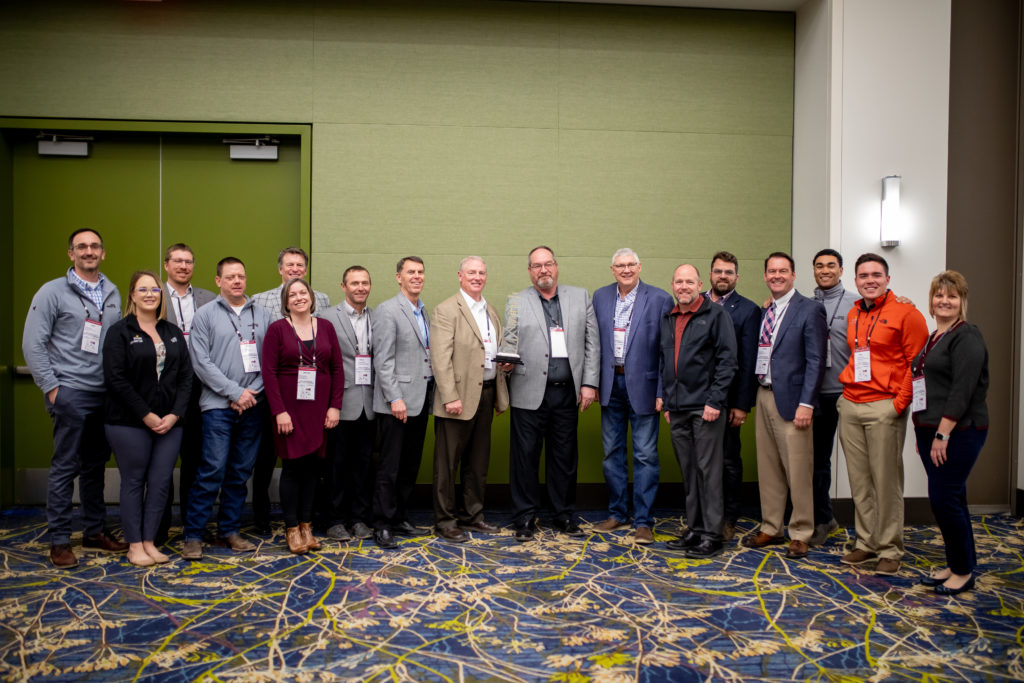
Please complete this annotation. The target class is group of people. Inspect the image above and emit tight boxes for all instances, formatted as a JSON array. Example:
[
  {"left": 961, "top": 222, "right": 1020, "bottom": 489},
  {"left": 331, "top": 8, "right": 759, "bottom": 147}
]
[{"left": 23, "top": 232, "right": 989, "bottom": 595}]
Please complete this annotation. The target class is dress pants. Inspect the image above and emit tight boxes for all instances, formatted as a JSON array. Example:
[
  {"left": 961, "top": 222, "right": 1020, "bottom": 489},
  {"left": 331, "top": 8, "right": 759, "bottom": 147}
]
[
  {"left": 44, "top": 387, "right": 111, "bottom": 545},
  {"left": 159, "top": 375, "right": 203, "bottom": 538},
  {"left": 433, "top": 381, "right": 496, "bottom": 528},
  {"left": 669, "top": 409, "right": 726, "bottom": 542},
  {"left": 754, "top": 386, "right": 814, "bottom": 542},
  {"left": 837, "top": 396, "right": 907, "bottom": 560},
  {"left": 373, "top": 386, "right": 431, "bottom": 530},
  {"left": 721, "top": 421, "right": 744, "bottom": 523},
  {"left": 509, "top": 382, "right": 578, "bottom": 529},
  {"left": 914, "top": 426, "right": 986, "bottom": 575},
  {"left": 328, "top": 414, "right": 377, "bottom": 528},
  {"left": 106, "top": 424, "right": 182, "bottom": 543},
  {"left": 811, "top": 392, "right": 841, "bottom": 526}
]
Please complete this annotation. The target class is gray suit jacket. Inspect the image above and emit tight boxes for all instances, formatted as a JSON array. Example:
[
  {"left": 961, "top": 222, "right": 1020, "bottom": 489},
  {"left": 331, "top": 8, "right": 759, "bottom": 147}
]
[
  {"left": 321, "top": 302, "right": 375, "bottom": 421},
  {"left": 507, "top": 285, "right": 600, "bottom": 410},
  {"left": 165, "top": 284, "right": 216, "bottom": 332},
  {"left": 372, "top": 292, "right": 433, "bottom": 416}
]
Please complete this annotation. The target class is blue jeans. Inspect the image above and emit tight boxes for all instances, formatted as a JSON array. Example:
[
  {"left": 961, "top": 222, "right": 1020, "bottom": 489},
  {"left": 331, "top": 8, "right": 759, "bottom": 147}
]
[
  {"left": 45, "top": 387, "right": 111, "bottom": 545},
  {"left": 600, "top": 374, "right": 661, "bottom": 528},
  {"left": 184, "top": 407, "right": 263, "bottom": 541}
]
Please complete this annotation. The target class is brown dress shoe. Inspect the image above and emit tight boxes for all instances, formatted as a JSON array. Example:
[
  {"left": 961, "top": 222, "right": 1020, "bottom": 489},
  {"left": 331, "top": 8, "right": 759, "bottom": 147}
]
[
  {"left": 216, "top": 533, "right": 256, "bottom": 552},
  {"left": 83, "top": 532, "right": 129, "bottom": 553},
  {"left": 785, "top": 540, "right": 809, "bottom": 559},
  {"left": 50, "top": 543, "right": 78, "bottom": 569},
  {"left": 458, "top": 520, "right": 500, "bottom": 533},
  {"left": 285, "top": 526, "right": 308, "bottom": 554},
  {"left": 299, "top": 523, "right": 321, "bottom": 551},
  {"left": 435, "top": 526, "right": 469, "bottom": 543},
  {"left": 633, "top": 527, "right": 655, "bottom": 545},
  {"left": 840, "top": 548, "right": 878, "bottom": 565},
  {"left": 742, "top": 532, "right": 785, "bottom": 548},
  {"left": 592, "top": 517, "right": 630, "bottom": 532}
]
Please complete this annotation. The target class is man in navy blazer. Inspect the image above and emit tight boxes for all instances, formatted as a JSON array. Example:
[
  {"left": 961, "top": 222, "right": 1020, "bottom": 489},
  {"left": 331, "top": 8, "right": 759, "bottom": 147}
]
[
  {"left": 742, "top": 252, "right": 827, "bottom": 559},
  {"left": 591, "top": 249, "right": 674, "bottom": 545},
  {"left": 704, "top": 251, "right": 761, "bottom": 541}
]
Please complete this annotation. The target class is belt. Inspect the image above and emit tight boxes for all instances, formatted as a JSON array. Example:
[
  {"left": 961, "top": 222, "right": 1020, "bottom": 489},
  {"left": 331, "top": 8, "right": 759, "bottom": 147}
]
[
  {"left": 547, "top": 381, "right": 570, "bottom": 388},
  {"left": 760, "top": 383, "right": 772, "bottom": 391},
  {"left": 613, "top": 365, "right": 625, "bottom": 376}
]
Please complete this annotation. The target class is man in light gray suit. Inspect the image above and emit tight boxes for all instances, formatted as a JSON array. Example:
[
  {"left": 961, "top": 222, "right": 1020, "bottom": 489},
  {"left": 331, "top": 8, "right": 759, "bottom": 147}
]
[
  {"left": 320, "top": 265, "right": 376, "bottom": 542},
  {"left": 371, "top": 256, "right": 433, "bottom": 549},
  {"left": 506, "top": 246, "right": 600, "bottom": 541},
  {"left": 160, "top": 242, "right": 216, "bottom": 543}
]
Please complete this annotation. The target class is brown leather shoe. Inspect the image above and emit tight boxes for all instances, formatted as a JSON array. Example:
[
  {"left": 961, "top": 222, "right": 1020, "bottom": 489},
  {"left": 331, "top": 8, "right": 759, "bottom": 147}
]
[
  {"left": 785, "top": 539, "right": 809, "bottom": 559},
  {"left": 285, "top": 526, "right": 308, "bottom": 554},
  {"left": 82, "top": 532, "right": 129, "bottom": 553},
  {"left": 50, "top": 543, "right": 78, "bottom": 569},
  {"left": 216, "top": 533, "right": 256, "bottom": 552},
  {"left": 742, "top": 532, "right": 785, "bottom": 548},
  {"left": 592, "top": 517, "right": 630, "bottom": 532},
  {"left": 298, "top": 523, "right": 321, "bottom": 551},
  {"left": 633, "top": 526, "right": 654, "bottom": 545},
  {"left": 841, "top": 548, "right": 878, "bottom": 565},
  {"left": 458, "top": 520, "right": 500, "bottom": 533},
  {"left": 436, "top": 526, "right": 469, "bottom": 543}
]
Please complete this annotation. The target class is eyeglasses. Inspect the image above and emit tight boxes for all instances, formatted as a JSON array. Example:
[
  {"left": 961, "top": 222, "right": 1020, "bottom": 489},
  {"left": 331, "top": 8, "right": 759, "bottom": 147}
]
[
  {"left": 611, "top": 262, "right": 639, "bottom": 271},
  {"left": 72, "top": 242, "right": 102, "bottom": 252},
  {"left": 168, "top": 258, "right": 194, "bottom": 266},
  {"left": 528, "top": 261, "right": 556, "bottom": 271},
  {"left": 710, "top": 269, "right": 736, "bottom": 276},
  {"left": 135, "top": 287, "right": 162, "bottom": 295}
]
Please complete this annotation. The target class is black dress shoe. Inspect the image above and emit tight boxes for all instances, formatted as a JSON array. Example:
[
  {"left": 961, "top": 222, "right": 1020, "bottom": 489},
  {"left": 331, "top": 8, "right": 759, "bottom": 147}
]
[
  {"left": 374, "top": 529, "right": 398, "bottom": 549},
  {"left": 351, "top": 522, "right": 373, "bottom": 540},
  {"left": 514, "top": 527, "right": 535, "bottom": 542},
  {"left": 393, "top": 520, "right": 419, "bottom": 537},
  {"left": 919, "top": 574, "right": 947, "bottom": 587},
  {"left": 552, "top": 518, "right": 585, "bottom": 537},
  {"left": 459, "top": 520, "right": 500, "bottom": 533},
  {"left": 684, "top": 539, "right": 724, "bottom": 558},
  {"left": 935, "top": 574, "right": 975, "bottom": 596},
  {"left": 435, "top": 526, "right": 468, "bottom": 543},
  {"left": 666, "top": 529, "right": 700, "bottom": 550}
]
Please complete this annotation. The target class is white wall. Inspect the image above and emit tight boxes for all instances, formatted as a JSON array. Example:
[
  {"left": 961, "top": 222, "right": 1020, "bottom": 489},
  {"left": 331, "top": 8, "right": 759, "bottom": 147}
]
[{"left": 794, "top": 0, "right": 952, "bottom": 499}]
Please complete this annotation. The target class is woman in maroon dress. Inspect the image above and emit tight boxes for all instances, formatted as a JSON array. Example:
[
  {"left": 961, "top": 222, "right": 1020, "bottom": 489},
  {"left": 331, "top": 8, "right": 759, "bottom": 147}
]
[{"left": 262, "top": 278, "right": 344, "bottom": 554}]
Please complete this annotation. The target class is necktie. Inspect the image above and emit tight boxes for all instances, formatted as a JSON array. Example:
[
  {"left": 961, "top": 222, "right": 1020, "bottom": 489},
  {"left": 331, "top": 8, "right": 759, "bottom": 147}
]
[{"left": 757, "top": 303, "right": 777, "bottom": 380}]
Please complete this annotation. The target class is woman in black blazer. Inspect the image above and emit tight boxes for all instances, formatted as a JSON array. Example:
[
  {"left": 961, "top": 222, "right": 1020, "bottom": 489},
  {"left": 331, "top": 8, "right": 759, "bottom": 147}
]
[{"left": 103, "top": 270, "right": 192, "bottom": 566}]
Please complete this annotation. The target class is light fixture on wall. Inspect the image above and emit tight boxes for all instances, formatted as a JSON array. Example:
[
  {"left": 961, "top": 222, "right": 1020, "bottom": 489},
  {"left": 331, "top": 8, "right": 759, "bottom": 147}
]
[
  {"left": 37, "top": 132, "right": 92, "bottom": 157},
  {"left": 224, "top": 136, "right": 279, "bottom": 161},
  {"left": 880, "top": 174, "right": 902, "bottom": 247}
]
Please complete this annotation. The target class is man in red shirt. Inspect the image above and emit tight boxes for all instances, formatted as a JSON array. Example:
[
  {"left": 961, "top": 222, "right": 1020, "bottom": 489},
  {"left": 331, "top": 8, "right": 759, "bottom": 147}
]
[{"left": 837, "top": 253, "right": 928, "bottom": 576}]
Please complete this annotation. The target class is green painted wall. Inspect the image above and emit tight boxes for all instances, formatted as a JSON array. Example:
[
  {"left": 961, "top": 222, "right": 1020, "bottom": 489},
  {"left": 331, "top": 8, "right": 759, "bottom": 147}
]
[{"left": 1, "top": 0, "right": 793, "bottom": 488}]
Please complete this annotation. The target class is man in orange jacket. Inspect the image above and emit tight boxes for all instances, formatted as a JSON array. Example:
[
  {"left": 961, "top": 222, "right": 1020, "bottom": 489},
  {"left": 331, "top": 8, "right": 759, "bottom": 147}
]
[{"left": 837, "top": 253, "right": 928, "bottom": 576}]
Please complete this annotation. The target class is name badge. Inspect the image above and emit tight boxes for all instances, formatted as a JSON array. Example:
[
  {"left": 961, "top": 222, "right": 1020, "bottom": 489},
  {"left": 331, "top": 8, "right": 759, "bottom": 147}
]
[
  {"left": 613, "top": 328, "right": 626, "bottom": 360},
  {"left": 355, "top": 355, "right": 372, "bottom": 385},
  {"left": 550, "top": 327, "right": 569, "bottom": 358},
  {"left": 240, "top": 340, "right": 260, "bottom": 373},
  {"left": 755, "top": 344, "right": 771, "bottom": 375},
  {"left": 854, "top": 347, "right": 871, "bottom": 382},
  {"left": 297, "top": 366, "right": 316, "bottom": 401},
  {"left": 81, "top": 319, "right": 102, "bottom": 354},
  {"left": 825, "top": 335, "right": 832, "bottom": 368},
  {"left": 912, "top": 376, "right": 927, "bottom": 412},
  {"left": 483, "top": 336, "right": 495, "bottom": 370}
]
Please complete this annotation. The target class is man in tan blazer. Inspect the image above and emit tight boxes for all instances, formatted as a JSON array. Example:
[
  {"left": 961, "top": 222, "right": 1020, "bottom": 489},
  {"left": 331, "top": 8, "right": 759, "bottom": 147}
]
[{"left": 430, "top": 256, "right": 509, "bottom": 542}]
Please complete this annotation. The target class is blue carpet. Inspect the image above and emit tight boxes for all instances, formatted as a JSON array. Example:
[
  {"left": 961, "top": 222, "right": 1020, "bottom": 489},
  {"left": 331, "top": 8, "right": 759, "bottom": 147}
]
[{"left": 1, "top": 509, "right": 1022, "bottom": 681}]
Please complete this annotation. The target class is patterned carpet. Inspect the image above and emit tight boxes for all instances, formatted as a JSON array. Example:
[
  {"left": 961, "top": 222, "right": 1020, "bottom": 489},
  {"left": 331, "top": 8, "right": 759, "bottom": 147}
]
[{"left": 0, "top": 508, "right": 1022, "bottom": 682}]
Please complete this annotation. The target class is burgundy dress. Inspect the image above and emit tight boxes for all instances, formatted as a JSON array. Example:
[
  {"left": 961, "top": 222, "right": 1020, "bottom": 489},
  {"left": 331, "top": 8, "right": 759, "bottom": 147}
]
[{"left": 262, "top": 317, "right": 344, "bottom": 460}]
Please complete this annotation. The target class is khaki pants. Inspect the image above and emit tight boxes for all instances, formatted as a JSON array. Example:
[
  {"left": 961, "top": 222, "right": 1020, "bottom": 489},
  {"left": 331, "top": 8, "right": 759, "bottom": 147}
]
[
  {"left": 754, "top": 386, "right": 814, "bottom": 542},
  {"left": 837, "top": 396, "right": 907, "bottom": 560}
]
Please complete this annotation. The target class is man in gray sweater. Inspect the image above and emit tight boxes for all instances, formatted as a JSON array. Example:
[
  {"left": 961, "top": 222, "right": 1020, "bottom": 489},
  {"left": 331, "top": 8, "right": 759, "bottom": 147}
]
[
  {"left": 23, "top": 228, "right": 127, "bottom": 568},
  {"left": 181, "top": 257, "right": 272, "bottom": 560}
]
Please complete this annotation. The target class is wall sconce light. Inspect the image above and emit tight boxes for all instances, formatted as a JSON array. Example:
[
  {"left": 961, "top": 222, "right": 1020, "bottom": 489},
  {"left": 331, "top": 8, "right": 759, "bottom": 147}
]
[
  {"left": 880, "top": 174, "right": 902, "bottom": 247},
  {"left": 37, "top": 132, "right": 92, "bottom": 157},
  {"left": 224, "top": 136, "right": 279, "bottom": 161}
]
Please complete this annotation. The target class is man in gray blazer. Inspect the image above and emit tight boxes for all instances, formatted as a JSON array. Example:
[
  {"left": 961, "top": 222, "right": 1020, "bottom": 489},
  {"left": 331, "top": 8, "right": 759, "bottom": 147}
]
[
  {"left": 371, "top": 256, "right": 433, "bottom": 549},
  {"left": 320, "top": 265, "right": 376, "bottom": 542},
  {"left": 159, "top": 242, "right": 216, "bottom": 543},
  {"left": 506, "top": 246, "right": 600, "bottom": 541}
]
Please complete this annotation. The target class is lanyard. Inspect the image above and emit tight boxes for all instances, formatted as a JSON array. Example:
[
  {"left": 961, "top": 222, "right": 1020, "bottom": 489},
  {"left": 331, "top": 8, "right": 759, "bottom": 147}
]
[
  {"left": 913, "top": 321, "right": 962, "bottom": 375},
  {"left": 853, "top": 291, "right": 889, "bottom": 348},
  {"left": 74, "top": 292, "right": 102, "bottom": 324},
  {"left": 227, "top": 306, "right": 256, "bottom": 343},
  {"left": 826, "top": 289, "right": 846, "bottom": 330},
  {"left": 288, "top": 317, "right": 318, "bottom": 366}
]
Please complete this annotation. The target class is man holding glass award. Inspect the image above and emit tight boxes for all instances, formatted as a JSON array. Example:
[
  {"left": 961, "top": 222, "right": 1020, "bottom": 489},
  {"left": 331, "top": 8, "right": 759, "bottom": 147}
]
[{"left": 503, "top": 246, "right": 600, "bottom": 542}]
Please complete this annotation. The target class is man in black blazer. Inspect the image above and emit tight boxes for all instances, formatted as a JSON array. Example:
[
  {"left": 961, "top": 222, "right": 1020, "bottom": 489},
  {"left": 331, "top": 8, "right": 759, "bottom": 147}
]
[
  {"left": 742, "top": 252, "right": 826, "bottom": 559},
  {"left": 159, "top": 243, "right": 216, "bottom": 543},
  {"left": 704, "top": 251, "right": 760, "bottom": 541}
]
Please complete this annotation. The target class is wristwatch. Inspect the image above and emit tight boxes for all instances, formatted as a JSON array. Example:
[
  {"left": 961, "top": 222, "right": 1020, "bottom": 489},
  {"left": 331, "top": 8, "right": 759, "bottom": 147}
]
[{"left": 934, "top": 432, "right": 950, "bottom": 442}]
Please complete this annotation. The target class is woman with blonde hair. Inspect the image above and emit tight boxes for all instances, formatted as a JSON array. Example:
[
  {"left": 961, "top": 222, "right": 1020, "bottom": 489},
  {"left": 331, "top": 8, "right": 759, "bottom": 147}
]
[{"left": 912, "top": 270, "right": 988, "bottom": 595}]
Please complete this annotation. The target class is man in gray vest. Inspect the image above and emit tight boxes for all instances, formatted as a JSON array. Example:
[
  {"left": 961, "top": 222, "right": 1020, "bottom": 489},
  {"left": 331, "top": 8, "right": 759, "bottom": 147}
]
[{"left": 23, "top": 228, "right": 127, "bottom": 568}]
